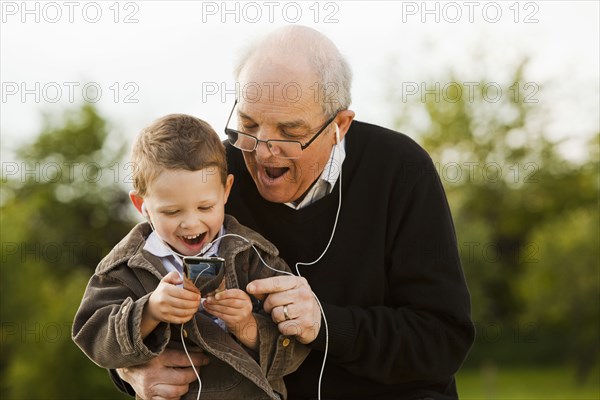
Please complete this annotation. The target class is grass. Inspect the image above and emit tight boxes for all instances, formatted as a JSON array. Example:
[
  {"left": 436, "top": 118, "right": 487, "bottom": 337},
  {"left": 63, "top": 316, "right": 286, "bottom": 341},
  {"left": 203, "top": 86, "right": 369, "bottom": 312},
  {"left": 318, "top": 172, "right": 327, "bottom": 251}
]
[{"left": 456, "top": 366, "right": 600, "bottom": 399}]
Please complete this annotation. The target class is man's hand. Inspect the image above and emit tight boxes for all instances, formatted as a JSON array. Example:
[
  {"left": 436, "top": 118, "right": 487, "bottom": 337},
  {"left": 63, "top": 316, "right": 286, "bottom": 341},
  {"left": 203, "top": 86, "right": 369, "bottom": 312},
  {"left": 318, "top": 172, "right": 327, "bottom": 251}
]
[
  {"left": 246, "top": 276, "right": 321, "bottom": 344},
  {"left": 117, "top": 347, "right": 209, "bottom": 400}
]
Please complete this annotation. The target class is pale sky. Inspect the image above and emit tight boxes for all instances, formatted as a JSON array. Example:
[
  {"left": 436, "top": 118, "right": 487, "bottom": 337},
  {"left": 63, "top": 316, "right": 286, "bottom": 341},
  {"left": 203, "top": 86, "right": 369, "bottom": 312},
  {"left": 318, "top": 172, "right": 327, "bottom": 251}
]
[{"left": 1, "top": 1, "right": 599, "bottom": 164}]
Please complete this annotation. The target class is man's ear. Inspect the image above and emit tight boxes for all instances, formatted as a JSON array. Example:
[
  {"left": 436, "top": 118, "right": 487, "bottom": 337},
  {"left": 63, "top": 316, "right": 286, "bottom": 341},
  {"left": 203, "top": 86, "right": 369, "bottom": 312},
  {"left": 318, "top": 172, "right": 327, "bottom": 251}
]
[
  {"left": 129, "top": 190, "right": 145, "bottom": 215},
  {"left": 223, "top": 174, "right": 234, "bottom": 204},
  {"left": 332, "top": 109, "right": 355, "bottom": 144}
]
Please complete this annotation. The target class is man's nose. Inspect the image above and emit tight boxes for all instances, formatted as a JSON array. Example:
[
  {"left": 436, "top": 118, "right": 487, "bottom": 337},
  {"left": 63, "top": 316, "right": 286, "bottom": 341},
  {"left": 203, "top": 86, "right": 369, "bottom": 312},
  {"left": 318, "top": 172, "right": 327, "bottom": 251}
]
[{"left": 254, "top": 137, "right": 274, "bottom": 161}]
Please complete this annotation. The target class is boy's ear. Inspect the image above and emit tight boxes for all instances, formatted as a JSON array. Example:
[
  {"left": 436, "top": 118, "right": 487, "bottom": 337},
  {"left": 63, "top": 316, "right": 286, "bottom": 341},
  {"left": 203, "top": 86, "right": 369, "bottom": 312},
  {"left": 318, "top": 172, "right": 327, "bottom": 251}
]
[
  {"left": 129, "top": 190, "right": 145, "bottom": 215},
  {"left": 223, "top": 174, "right": 234, "bottom": 204}
]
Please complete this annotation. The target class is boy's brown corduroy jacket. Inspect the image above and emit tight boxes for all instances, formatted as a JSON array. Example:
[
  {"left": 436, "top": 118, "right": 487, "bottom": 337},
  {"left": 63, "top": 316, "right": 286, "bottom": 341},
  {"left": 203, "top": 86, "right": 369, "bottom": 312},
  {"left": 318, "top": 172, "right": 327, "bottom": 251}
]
[{"left": 73, "top": 215, "right": 309, "bottom": 399}]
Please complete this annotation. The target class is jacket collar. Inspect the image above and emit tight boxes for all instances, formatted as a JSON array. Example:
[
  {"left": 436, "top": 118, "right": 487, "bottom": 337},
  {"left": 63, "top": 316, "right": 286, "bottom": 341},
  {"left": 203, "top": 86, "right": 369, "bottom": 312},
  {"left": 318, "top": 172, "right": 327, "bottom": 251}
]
[{"left": 95, "top": 222, "right": 162, "bottom": 277}]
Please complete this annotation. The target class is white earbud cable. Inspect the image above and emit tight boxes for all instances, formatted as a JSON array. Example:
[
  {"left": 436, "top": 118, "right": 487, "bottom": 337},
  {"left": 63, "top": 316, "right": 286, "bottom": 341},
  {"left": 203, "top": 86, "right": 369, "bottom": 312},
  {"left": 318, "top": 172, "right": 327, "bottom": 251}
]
[{"left": 293, "top": 135, "right": 342, "bottom": 400}]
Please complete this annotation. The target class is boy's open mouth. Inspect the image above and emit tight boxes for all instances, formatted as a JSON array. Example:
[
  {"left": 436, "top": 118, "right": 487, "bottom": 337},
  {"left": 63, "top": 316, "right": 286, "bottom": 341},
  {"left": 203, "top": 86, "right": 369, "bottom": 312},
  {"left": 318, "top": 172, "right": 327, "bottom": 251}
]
[{"left": 181, "top": 232, "right": 206, "bottom": 246}]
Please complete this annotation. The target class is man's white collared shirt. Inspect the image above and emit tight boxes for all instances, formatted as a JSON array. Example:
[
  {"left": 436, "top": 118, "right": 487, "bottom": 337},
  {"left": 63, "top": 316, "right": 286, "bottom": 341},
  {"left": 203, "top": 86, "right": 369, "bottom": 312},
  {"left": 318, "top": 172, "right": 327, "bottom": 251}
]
[{"left": 285, "top": 138, "right": 346, "bottom": 210}]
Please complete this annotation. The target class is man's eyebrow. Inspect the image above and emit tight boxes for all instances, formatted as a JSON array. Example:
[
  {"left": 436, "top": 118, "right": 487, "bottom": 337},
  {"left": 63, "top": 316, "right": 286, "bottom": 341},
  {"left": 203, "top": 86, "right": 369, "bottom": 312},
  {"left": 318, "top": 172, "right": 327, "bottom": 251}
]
[
  {"left": 237, "top": 111, "right": 309, "bottom": 130},
  {"left": 238, "top": 110, "right": 254, "bottom": 121},
  {"left": 279, "top": 119, "right": 312, "bottom": 130}
]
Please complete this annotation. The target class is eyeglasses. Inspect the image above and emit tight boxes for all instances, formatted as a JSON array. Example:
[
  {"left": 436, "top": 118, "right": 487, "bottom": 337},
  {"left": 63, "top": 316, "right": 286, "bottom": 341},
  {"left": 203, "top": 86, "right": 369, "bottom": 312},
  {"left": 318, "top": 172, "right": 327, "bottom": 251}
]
[{"left": 224, "top": 99, "right": 338, "bottom": 159}]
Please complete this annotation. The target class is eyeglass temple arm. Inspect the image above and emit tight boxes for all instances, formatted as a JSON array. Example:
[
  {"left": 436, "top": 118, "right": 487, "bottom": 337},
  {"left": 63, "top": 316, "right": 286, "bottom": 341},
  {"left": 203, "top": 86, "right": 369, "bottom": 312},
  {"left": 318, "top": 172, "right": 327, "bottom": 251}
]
[
  {"left": 224, "top": 99, "right": 239, "bottom": 135},
  {"left": 300, "top": 114, "right": 337, "bottom": 150}
]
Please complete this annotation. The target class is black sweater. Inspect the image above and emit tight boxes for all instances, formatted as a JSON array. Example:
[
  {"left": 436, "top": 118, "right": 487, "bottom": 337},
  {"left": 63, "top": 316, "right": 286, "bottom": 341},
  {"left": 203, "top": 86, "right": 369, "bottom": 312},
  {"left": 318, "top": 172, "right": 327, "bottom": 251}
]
[{"left": 225, "top": 120, "right": 475, "bottom": 400}]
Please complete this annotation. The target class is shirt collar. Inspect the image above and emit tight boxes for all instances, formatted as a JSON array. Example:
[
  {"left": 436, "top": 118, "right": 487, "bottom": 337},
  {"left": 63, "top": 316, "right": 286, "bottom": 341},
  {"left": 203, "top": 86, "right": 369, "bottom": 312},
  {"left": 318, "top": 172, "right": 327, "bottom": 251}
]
[
  {"left": 285, "top": 138, "right": 346, "bottom": 210},
  {"left": 144, "top": 225, "right": 225, "bottom": 262},
  {"left": 322, "top": 137, "right": 346, "bottom": 187}
]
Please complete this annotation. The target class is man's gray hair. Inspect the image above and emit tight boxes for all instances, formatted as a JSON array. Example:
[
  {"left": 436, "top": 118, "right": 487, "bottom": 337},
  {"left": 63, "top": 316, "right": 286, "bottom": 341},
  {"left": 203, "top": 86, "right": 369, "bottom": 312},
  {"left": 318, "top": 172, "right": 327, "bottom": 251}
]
[{"left": 234, "top": 26, "right": 352, "bottom": 117}]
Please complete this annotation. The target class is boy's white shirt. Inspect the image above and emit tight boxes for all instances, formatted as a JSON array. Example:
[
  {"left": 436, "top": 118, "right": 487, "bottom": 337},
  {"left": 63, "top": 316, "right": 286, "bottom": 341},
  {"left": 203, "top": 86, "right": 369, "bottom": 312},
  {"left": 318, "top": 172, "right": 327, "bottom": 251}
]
[{"left": 143, "top": 225, "right": 225, "bottom": 271}]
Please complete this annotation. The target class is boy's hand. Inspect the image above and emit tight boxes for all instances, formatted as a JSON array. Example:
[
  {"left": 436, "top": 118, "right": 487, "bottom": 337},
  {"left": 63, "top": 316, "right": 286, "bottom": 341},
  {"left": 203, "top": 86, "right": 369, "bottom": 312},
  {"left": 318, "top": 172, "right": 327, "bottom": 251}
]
[
  {"left": 204, "top": 289, "right": 257, "bottom": 348},
  {"left": 147, "top": 271, "right": 201, "bottom": 325}
]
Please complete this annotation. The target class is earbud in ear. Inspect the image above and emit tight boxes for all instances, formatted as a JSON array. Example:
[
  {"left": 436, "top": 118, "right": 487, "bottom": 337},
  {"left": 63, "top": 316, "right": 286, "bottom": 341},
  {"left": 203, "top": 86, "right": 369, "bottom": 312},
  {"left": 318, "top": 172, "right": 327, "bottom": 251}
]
[
  {"left": 335, "top": 123, "right": 340, "bottom": 144},
  {"left": 140, "top": 202, "right": 156, "bottom": 229},
  {"left": 141, "top": 203, "right": 149, "bottom": 219}
]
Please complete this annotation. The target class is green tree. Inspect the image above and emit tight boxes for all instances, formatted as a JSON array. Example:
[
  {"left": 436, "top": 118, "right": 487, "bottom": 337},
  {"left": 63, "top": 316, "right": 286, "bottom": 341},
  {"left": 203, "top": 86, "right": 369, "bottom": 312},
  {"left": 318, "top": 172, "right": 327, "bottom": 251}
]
[
  {"left": 518, "top": 135, "right": 599, "bottom": 382},
  {"left": 1, "top": 104, "right": 132, "bottom": 399},
  {"left": 393, "top": 61, "right": 599, "bottom": 374}
]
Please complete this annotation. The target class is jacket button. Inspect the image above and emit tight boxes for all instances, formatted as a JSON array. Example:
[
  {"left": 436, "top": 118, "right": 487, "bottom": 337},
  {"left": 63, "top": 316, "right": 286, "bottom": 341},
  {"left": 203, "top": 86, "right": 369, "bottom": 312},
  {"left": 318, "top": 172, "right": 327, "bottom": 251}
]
[
  {"left": 183, "top": 329, "right": 188, "bottom": 338},
  {"left": 282, "top": 338, "right": 290, "bottom": 347}
]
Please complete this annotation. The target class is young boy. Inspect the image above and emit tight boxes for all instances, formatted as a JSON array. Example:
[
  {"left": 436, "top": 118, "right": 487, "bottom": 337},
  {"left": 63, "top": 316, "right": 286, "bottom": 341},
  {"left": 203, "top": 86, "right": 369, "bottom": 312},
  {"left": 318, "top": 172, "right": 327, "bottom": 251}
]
[{"left": 72, "top": 114, "right": 309, "bottom": 399}]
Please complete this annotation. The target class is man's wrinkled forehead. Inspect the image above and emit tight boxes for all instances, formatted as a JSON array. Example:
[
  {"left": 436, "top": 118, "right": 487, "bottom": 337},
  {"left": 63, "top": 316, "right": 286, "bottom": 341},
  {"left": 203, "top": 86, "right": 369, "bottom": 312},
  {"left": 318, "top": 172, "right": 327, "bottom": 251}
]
[
  {"left": 237, "top": 106, "right": 311, "bottom": 130},
  {"left": 237, "top": 55, "right": 319, "bottom": 104}
]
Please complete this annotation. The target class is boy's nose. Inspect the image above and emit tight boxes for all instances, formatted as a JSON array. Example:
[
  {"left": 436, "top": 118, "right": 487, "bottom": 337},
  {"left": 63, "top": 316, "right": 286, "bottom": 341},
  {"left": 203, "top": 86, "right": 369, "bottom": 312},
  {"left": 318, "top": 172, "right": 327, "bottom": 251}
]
[{"left": 180, "top": 215, "right": 201, "bottom": 230}]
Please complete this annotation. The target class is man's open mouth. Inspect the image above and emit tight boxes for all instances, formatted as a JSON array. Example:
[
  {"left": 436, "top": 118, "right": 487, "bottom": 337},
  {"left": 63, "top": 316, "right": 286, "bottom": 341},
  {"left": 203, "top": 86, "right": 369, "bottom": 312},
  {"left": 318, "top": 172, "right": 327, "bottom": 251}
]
[{"left": 265, "top": 166, "right": 289, "bottom": 180}]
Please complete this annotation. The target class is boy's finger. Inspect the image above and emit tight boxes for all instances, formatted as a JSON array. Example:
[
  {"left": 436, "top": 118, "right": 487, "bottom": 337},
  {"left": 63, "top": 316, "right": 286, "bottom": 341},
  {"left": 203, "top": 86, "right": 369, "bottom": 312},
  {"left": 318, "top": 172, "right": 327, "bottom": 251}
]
[
  {"left": 205, "top": 297, "right": 247, "bottom": 311},
  {"left": 182, "top": 278, "right": 201, "bottom": 295},
  {"left": 164, "top": 284, "right": 200, "bottom": 301},
  {"left": 203, "top": 303, "right": 237, "bottom": 317},
  {"left": 162, "top": 271, "right": 183, "bottom": 285},
  {"left": 169, "top": 298, "right": 200, "bottom": 311},
  {"left": 214, "top": 288, "right": 247, "bottom": 301}
]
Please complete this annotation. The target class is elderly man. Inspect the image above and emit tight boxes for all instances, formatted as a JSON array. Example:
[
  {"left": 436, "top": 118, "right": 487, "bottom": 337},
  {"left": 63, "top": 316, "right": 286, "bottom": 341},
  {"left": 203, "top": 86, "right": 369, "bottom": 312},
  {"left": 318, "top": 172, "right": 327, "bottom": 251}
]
[{"left": 114, "top": 26, "right": 474, "bottom": 399}]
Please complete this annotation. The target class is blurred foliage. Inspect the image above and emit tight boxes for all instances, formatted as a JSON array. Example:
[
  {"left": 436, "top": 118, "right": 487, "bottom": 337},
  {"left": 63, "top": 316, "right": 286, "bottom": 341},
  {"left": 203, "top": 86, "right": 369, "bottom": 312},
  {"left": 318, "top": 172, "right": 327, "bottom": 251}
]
[
  {"left": 1, "top": 104, "right": 132, "bottom": 399},
  {"left": 0, "top": 57, "right": 598, "bottom": 398},
  {"left": 394, "top": 60, "right": 599, "bottom": 382},
  {"left": 518, "top": 206, "right": 599, "bottom": 383},
  {"left": 456, "top": 366, "right": 599, "bottom": 399}
]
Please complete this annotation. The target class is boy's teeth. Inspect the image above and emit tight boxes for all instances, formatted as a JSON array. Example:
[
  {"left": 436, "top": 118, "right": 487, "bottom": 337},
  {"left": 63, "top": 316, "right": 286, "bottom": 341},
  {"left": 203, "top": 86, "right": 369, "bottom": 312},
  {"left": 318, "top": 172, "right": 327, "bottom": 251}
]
[{"left": 183, "top": 234, "right": 200, "bottom": 239}]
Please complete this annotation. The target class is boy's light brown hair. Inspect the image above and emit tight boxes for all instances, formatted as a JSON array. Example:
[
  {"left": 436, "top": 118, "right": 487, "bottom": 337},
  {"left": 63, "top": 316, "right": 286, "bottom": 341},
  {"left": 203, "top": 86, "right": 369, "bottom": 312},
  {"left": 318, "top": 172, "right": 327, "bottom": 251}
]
[{"left": 131, "top": 114, "right": 227, "bottom": 196}]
